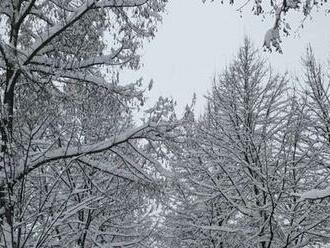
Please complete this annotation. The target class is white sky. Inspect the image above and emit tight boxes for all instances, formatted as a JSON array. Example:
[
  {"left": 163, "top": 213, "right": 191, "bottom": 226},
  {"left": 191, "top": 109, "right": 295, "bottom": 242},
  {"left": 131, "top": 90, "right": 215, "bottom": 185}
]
[{"left": 125, "top": 0, "right": 330, "bottom": 116}]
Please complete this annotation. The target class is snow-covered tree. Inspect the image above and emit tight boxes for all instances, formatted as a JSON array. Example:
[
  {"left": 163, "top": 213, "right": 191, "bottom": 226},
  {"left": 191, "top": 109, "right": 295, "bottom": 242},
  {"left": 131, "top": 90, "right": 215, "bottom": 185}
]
[
  {"left": 162, "top": 39, "right": 330, "bottom": 248},
  {"left": 0, "top": 1, "right": 177, "bottom": 247},
  {"left": 296, "top": 48, "right": 330, "bottom": 203}
]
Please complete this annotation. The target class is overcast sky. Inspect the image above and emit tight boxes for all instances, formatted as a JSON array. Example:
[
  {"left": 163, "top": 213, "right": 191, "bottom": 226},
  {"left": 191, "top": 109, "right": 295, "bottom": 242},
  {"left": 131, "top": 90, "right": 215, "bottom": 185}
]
[{"left": 125, "top": 0, "right": 330, "bottom": 116}]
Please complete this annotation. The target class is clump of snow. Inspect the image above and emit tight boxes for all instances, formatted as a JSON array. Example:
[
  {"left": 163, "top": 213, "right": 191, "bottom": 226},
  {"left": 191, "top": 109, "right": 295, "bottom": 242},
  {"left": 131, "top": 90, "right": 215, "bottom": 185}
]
[
  {"left": 299, "top": 186, "right": 330, "bottom": 201},
  {"left": 263, "top": 27, "right": 282, "bottom": 53},
  {"left": 286, "top": 0, "right": 300, "bottom": 9}
]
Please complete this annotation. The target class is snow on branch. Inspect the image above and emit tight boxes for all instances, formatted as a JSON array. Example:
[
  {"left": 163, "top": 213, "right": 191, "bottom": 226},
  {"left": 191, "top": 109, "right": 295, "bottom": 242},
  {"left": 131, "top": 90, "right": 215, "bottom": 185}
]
[
  {"left": 299, "top": 186, "right": 330, "bottom": 201},
  {"left": 24, "top": 0, "right": 150, "bottom": 64},
  {"left": 9, "top": 123, "right": 159, "bottom": 186},
  {"left": 196, "top": 225, "right": 240, "bottom": 233},
  {"left": 77, "top": 157, "right": 149, "bottom": 183},
  {"left": 24, "top": 1, "right": 95, "bottom": 64},
  {"left": 30, "top": 48, "right": 128, "bottom": 70},
  {"left": 95, "top": 0, "right": 149, "bottom": 8}
]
